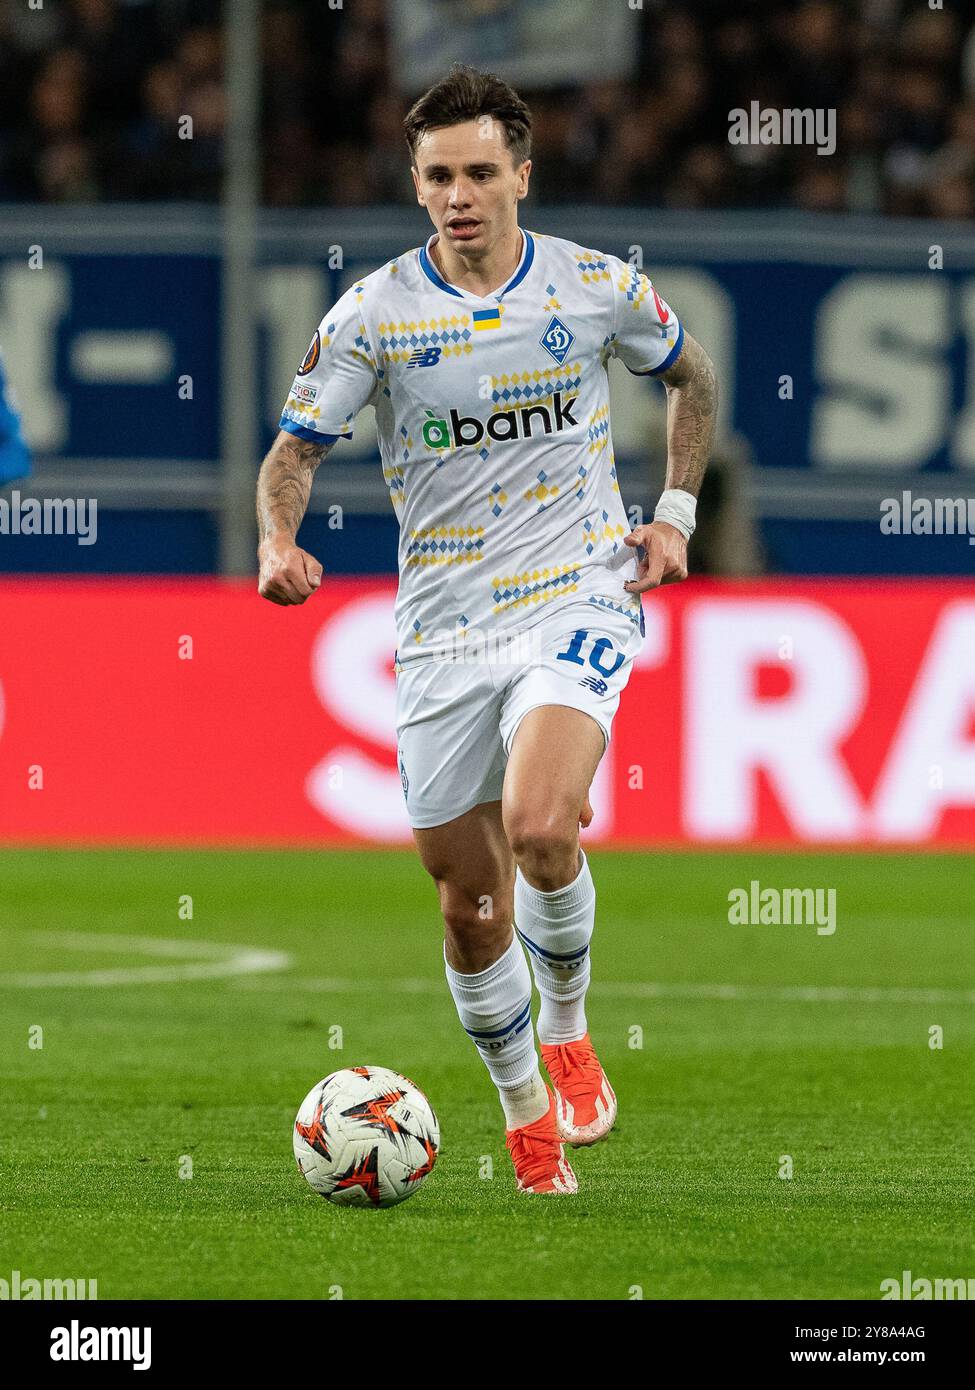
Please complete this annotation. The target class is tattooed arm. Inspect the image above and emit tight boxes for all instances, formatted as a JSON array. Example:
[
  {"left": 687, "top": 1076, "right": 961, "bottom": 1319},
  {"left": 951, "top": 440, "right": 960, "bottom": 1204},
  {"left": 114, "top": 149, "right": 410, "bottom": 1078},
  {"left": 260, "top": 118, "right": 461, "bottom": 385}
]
[
  {"left": 256, "top": 429, "right": 332, "bottom": 605},
  {"left": 623, "top": 332, "right": 719, "bottom": 594},
  {"left": 658, "top": 332, "right": 718, "bottom": 500}
]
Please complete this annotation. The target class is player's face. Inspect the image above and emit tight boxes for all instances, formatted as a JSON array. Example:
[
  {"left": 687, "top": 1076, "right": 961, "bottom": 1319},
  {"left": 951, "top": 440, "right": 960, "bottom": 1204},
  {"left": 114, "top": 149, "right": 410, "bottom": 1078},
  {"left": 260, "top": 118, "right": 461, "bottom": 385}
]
[{"left": 411, "top": 119, "right": 531, "bottom": 256}]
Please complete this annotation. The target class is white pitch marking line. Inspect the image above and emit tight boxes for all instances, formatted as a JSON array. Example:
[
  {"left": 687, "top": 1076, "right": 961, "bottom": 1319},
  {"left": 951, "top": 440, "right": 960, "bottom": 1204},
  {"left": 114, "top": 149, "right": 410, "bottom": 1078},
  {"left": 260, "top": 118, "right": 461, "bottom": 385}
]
[
  {"left": 0, "top": 931, "right": 292, "bottom": 988},
  {"left": 5, "top": 933, "right": 971, "bottom": 1005},
  {"left": 230, "top": 976, "right": 975, "bottom": 1006}
]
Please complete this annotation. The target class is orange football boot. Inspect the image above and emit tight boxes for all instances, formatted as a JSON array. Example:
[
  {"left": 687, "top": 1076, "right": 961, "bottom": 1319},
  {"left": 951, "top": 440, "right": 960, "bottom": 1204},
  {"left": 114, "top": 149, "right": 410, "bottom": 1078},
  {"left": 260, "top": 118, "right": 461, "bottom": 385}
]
[
  {"left": 540, "top": 1033, "right": 617, "bottom": 1146},
  {"left": 505, "top": 1085, "right": 578, "bottom": 1194}
]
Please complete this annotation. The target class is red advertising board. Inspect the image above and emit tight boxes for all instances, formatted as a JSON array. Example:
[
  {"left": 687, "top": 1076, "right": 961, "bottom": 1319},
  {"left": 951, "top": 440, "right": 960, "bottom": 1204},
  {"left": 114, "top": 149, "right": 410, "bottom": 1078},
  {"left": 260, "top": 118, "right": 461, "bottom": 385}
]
[{"left": 0, "top": 577, "right": 973, "bottom": 847}]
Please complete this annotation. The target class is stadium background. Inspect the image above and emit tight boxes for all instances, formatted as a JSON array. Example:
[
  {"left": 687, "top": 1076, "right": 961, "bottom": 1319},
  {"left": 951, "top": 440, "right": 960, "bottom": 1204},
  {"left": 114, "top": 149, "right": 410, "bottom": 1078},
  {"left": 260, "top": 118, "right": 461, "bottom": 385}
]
[
  {"left": 1, "top": 0, "right": 974, "bottom": 846},
  {"left": 1, "top": 0, "right": 975, "bottom": 1305}
]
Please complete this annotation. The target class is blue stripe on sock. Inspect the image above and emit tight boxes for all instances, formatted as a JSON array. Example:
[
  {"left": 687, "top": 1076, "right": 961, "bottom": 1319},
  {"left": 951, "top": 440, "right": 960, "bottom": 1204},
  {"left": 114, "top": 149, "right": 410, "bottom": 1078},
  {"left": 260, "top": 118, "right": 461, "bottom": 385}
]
[
  {"left": 468, "top": 1014, "right": 533, "bottom": 1050},
  {"left": 516, "top": 928, "right": 590, "bottom": 963},
  {"left": 463, "top": 998, "right": 532, "bottom": 1041}
]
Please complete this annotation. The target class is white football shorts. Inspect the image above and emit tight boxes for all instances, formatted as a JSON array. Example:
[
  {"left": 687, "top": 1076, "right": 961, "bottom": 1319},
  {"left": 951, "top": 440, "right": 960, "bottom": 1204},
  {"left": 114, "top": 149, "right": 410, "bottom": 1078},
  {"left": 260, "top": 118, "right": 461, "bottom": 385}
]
[{"left": 394, "top": 597, "right": 645, "bottom": 829}]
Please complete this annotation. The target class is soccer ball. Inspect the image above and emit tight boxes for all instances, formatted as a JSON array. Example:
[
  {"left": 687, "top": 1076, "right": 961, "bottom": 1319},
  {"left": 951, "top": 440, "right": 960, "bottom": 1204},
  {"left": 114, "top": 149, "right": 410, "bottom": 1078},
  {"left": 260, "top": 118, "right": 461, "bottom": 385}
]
[{"left": 293, "top": 1065, "right": 439, "bottom": 1208}]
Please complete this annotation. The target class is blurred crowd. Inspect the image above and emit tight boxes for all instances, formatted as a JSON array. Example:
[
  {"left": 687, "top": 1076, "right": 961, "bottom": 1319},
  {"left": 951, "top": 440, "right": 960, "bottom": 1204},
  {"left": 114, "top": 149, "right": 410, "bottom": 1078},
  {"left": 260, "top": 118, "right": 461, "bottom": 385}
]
[{"left": 1, "top": 0, "right": 974, "bottom": 217}]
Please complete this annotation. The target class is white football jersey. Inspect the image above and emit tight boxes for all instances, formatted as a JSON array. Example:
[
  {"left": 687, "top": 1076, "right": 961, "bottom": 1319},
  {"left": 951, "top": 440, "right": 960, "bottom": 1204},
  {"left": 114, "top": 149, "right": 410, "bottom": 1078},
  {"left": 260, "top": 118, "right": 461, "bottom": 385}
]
[{"left": 280, "top": 229, "right": 683, "bottom": 665}]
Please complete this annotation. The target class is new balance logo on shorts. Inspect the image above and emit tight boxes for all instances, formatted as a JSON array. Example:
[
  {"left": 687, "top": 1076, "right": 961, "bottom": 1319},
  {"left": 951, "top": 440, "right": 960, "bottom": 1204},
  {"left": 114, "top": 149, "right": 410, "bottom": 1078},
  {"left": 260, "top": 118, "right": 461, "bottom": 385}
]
[
  {"left": 406, "top": 347, "right": 443, "bottom": 369},
  {"left": 579, "top": 676, "right": 609, "bottom": 696}
]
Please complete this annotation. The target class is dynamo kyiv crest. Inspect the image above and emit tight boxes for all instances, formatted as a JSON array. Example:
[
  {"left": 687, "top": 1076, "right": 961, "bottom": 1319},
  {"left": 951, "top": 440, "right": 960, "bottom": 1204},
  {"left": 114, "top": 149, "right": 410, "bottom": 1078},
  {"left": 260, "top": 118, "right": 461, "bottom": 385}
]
[{"left": 540, "top": 316, "right": 575, "bottom": 365}]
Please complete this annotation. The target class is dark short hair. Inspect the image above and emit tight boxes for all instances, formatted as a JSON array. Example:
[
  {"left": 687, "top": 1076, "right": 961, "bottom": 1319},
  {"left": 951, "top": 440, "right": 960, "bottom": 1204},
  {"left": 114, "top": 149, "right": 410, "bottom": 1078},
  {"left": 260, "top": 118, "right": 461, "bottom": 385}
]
[{"left": 404, "top": 64, "right": 532, "bottom": 169}]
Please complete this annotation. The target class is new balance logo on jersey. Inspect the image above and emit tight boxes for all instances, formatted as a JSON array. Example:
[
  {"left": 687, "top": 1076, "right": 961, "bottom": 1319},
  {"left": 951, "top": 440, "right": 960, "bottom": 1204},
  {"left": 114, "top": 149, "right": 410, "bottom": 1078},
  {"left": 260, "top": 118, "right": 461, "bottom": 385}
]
[
  {"left": 421, "top": 391, "right": 579, "bottom": 451},
  {"left": 406, "top": 347, "right": 443, "bottom": 369},
  {"left": 579, "top": 676, "right": 609, "bottom": 696}
]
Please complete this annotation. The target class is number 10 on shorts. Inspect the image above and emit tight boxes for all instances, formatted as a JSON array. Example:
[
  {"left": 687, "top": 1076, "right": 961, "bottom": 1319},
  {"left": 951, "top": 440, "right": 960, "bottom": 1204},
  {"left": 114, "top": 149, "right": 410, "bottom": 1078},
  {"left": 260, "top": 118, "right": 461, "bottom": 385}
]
[{"left": 554, "top": 630, "right": 625, "bottom": 678}]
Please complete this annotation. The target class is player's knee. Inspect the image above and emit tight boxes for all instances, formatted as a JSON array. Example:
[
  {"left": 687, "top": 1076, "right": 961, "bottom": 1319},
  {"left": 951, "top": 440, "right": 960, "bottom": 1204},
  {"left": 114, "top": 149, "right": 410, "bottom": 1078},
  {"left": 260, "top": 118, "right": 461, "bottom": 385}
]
[
  {"left": 505, "top": 810, "right": 578, "bottom": 874},
  {"left": 439, "top": 888, "right": 499, "bottom": 936},
  {"left": 440, "top": 890, "right": 511, "bottom": 972},
  {"left": 441, "top": 902, "right": 488, "bottom": 941}
]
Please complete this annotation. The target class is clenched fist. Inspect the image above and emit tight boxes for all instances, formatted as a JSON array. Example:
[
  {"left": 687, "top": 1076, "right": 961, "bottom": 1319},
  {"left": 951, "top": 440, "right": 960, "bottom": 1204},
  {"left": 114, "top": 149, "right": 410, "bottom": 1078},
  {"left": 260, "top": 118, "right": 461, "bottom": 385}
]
[
  {"left": 258, "top": 535, "right": 323, "bottom": 606},
  {"left": 622, "top": 521, "right": 688, "bottom": 593}
]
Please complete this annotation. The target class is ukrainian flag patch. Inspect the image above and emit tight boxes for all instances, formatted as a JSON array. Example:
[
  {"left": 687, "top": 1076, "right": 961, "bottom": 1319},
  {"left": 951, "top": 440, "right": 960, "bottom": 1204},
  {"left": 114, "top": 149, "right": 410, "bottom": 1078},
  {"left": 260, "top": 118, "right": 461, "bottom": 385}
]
[{"left": 473, "top": 307, "right": 502, "bottom": 331}]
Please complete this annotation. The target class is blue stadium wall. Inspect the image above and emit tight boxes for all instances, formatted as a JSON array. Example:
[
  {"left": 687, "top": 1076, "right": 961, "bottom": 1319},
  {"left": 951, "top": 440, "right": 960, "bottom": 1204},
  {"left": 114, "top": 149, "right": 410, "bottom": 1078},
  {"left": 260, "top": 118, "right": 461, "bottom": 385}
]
[{"left": 1, "top": 205, "right": 973, "bottom": 575}]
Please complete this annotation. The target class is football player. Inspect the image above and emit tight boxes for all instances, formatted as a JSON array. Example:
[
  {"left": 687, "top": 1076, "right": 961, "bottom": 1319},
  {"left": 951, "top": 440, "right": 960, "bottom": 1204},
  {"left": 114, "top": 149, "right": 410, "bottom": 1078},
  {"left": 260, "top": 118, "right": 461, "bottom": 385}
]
[{"left": 258, "top": 65, "right": 717, "bottom": 1194}]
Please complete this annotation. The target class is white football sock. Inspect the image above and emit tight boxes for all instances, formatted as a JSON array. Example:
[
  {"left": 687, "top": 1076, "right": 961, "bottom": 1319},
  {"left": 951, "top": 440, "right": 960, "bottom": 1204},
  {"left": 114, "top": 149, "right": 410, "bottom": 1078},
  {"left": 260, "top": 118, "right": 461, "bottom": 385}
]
[
  {"left": 444, "top": 934, "right": 549, "bottom": 1129},
  {"left": 515, "top": 848, "right": 595, "bottom": 1045}
]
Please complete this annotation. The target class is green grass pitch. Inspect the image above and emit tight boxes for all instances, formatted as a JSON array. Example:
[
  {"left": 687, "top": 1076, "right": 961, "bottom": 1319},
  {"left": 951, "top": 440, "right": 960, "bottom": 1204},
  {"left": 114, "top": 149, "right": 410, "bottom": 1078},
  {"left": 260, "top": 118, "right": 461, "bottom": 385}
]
[{"left": 1, "top": 848, "right": 973, "bottom": 1301}]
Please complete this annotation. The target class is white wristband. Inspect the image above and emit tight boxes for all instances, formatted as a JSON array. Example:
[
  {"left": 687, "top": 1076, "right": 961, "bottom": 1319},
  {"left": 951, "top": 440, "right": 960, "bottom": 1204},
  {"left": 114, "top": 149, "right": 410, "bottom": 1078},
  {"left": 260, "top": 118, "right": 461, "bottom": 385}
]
[{"left": 653, "top": 488, "right": 697, "bottom": 540}]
